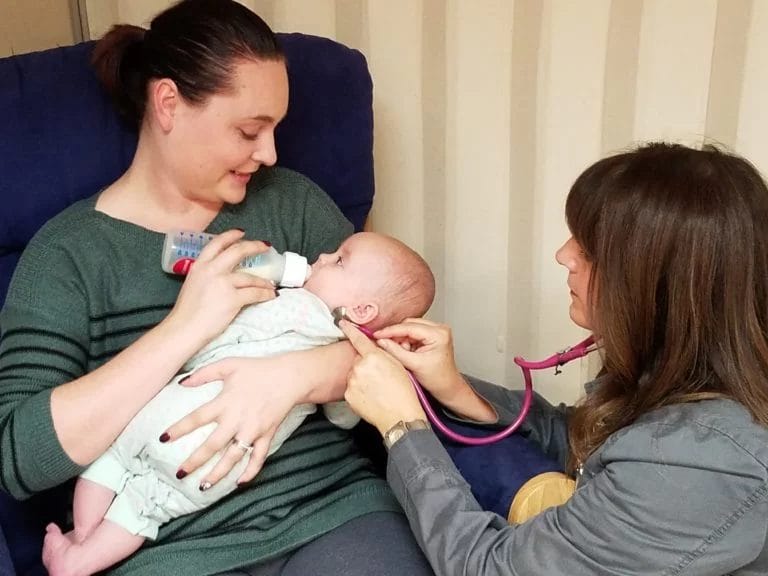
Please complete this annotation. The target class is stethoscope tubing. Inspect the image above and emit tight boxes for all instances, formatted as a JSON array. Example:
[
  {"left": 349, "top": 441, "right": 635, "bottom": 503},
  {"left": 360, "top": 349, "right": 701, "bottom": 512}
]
[{"left": 348, "top": 312, "right": 597, "bottom": 446}]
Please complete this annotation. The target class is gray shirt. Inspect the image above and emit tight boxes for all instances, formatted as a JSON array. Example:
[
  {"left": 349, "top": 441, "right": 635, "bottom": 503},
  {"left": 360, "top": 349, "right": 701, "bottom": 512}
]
[{"left": 387, "top": 376, "right": 768, "bottom": 575}]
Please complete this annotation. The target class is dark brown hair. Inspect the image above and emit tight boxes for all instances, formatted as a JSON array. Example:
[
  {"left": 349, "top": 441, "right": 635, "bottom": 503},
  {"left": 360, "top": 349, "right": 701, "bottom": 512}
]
[
  {"left": 91, "top": 0, "right": 284, "bottom": 129},
  {"left": 566, "top": 142, "right": 768, "bottom": 470}
]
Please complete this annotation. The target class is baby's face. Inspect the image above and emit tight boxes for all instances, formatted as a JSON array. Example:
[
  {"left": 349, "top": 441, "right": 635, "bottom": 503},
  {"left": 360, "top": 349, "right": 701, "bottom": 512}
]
[{"left": 304, "top": 233, "right": 391, "bottom": 311}]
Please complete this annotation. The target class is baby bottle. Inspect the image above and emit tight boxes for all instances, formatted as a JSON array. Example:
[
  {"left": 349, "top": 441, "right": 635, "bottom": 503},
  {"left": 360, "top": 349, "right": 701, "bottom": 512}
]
[{"left": 161, "top": 230, "right": 311, "bottom": 287}]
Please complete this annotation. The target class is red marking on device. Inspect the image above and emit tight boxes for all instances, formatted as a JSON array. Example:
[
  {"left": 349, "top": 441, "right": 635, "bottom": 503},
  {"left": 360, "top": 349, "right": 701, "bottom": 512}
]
[{"left": 172, "top": 258, "right": 195, "bottom": 275}]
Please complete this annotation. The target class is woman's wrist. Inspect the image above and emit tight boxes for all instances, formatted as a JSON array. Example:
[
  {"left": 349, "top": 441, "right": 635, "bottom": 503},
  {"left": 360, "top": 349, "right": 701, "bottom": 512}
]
[
  {"left": 300, "top": 342, "right": 355, "bottom": 404},
  {"left": 436, "top": 373, "right": 497, "bottom": 423},
  {"left": 160, "top": 309, "right": 216, "bottom": 353},
  {"left": 259, "top": 343, "right": 352, "bottom": 406},
  {"left": 375, "top": 406, "right": 429, "bottom": 437}
]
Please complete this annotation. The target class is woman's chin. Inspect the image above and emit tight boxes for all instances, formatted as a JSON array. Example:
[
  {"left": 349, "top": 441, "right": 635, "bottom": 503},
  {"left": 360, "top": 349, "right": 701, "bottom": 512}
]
[
  {"left": 220, "top": 183, "right": 248, "bottom": 204},
  {"left": 568, "top": 307, "right": 592, "bottom": 330}
]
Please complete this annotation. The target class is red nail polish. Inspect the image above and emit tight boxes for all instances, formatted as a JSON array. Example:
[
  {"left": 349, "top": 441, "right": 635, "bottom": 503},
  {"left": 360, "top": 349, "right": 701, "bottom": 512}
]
[
  {"left": 159, "top": 433, "right": 170, "bottom": 443},
  {"left": 262, "top": 241, "right": 272, "bottom": 247},
  {"left": 176, "top": 469, "right": 187, "bottom": 480},
  {"left": 235, "top": 227, "right": 245, "bottom": 232}
]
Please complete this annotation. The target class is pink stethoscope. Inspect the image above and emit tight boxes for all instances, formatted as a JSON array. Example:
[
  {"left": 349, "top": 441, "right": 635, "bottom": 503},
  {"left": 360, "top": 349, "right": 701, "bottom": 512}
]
[{"left": 334, "top": 307, "right": 599, "bottom": 446}]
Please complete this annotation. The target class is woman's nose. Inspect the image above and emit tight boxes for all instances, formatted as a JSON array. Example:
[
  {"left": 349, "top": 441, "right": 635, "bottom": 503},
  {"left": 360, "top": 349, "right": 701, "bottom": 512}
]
[
  {"left": 251, "top": 132, "right": 277, "bottom": 166},
  {"left": 556, "top": 237, "right": 577, "bottom": 269}
]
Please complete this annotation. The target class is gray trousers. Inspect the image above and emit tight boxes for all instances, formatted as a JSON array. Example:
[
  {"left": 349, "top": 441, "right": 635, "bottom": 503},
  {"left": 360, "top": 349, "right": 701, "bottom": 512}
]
[{"left": 216, "top": 512, "right": 434, "bottom": 576}]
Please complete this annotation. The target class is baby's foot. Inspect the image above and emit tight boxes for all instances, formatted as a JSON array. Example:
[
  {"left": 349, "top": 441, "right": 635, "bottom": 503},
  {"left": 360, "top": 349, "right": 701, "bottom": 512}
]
[{"left": 42, "top": 523, "right": 87, "bottom": 576}]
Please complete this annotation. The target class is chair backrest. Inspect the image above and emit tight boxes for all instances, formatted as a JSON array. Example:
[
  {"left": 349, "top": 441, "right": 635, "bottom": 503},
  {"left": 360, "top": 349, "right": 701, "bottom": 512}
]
[{"left": 0, "top": 32, "right": 374, "bottom": 307}]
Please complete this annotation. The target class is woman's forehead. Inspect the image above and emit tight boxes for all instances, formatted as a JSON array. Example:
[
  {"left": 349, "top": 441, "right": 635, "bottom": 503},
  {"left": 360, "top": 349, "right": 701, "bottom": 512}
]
[{"left": 207, "top": 59, "right": 289, "bottom": 121}]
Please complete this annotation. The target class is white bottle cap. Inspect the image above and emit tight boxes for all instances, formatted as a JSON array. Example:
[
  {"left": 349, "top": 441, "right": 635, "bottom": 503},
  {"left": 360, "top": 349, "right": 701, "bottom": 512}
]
[{"left": 281, "top": 252, "right": 311, "bottom": 287}]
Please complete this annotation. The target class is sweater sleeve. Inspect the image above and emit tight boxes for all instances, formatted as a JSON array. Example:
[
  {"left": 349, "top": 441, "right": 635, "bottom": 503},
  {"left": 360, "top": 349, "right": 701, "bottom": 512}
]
[
  {"left": 387, "top": 418, "right": 768, "bottom": 576},
  {"left": 0, "top": 235, "right": 87, "bottom": 499}
]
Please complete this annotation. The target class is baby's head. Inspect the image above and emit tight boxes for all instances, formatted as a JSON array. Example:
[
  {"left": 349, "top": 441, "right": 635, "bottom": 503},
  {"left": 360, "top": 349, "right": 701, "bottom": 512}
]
[{"left": 304, "top": 232, "right": 435, "bottom": 331}]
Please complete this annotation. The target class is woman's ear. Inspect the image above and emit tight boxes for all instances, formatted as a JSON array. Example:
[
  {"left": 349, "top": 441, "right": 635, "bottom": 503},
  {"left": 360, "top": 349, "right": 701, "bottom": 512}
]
[
  {"left": 345, "top": 302, "right": 379, "bottom": 326},
  {"left": 148, "top": 78, "right": 179, "bottom": 133}
]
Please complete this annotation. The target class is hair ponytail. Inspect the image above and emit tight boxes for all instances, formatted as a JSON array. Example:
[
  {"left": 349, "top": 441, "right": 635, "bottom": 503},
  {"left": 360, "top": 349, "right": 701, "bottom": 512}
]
[
  {"left": 89, "top": 1, "right": 283, "bottom": 131},
  {"left": 91, "top": 24, "right": 149, "bottom": 129}
]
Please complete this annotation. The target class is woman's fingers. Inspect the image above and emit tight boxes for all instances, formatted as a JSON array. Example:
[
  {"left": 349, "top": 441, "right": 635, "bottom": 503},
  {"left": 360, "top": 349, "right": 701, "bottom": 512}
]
[
  {"left": 373, "top": 319, "right": 449, "bottom": 344},
  {"left": 161, "top": 398, "right": 218, "bottom": 443},
  {"left": 237, "top": 438, "right": 271, "bottom": 484},
  {"left": 339, "top": 320, "right": 379, "bottom": 355},
  {"left": 208, "top": 239, "right": 274, "bottom": 274},
  {"left": 375, "top": 338, "right": 419, "bottom": 364},
  {"left": 191, "top": 229, "right": 276, "bottom": 274},
  {"left": 398, "top": 317, "right": 441, "bottom": 326},
  {"left": 175, "top": 415, "right": 236, "bottom": 476},
  {"left": 344, "top": 345, "right": 427, "bottom": 433},
  {"left": 170, "top": 236, "right": 279, "bottom": 341},
  {"left": 231, "top": 270, "right": 275, "bottom": 290},
  {"left": 194, "top": 229, "right": 245, "bottom": 264},
  {"left": 236, "top": 286, "right": 279, "bottom": 309},
  {"left": 178, "top": 361, "right": 231, "bottom": 388},
  {"left": 197, "top": 436, "right": 255, "bottom": 487}
]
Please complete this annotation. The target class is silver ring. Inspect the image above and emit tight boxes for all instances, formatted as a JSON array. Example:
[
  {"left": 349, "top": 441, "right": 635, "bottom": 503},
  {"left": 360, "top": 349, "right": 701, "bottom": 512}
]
[{"left": 231, "top": 438, "right": 254, "bottom": 453}]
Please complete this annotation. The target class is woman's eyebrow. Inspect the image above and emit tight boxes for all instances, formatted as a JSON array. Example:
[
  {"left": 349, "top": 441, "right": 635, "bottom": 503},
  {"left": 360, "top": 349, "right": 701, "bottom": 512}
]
[{"left": 247, "top": 113, "right": 286, "bottom": 124}]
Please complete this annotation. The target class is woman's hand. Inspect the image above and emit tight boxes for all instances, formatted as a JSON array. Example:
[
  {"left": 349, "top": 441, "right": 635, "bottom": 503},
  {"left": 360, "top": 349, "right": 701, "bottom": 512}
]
[
  {"left": 340, "top": 321, "right": 427, "bottom": 435},
  {"left": 165, "top": 229, "right": 277, "bottom": 343},
  {"left": 369, "top": 318, "right": 464, "bottom": 404},
  {"left": 160, "top": 355, "right": 305, "bottom": 486},
  {"left": 360, "top": 318, "right": 497, "bottom": 423}
]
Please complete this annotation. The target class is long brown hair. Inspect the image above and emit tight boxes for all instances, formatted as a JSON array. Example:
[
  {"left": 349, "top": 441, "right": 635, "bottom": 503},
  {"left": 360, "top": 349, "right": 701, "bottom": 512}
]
[{"left": 566, "top": 143, "right": 768, "bottom": 470}]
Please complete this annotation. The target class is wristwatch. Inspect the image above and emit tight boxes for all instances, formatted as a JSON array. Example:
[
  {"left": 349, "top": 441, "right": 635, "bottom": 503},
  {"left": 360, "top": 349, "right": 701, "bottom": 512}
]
[{"left": 383, "top": 419, "right": 431, "bottom": 451}]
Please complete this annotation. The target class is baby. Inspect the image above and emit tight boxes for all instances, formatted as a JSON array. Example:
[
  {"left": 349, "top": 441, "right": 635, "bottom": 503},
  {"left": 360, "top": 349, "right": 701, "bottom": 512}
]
[{"left": 42, "top": 232, "right": 435, "bottom": 576}]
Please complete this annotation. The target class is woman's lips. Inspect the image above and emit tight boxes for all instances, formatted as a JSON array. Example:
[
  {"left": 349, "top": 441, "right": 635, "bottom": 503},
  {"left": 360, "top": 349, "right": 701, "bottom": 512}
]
[{"left": 231, "top": 170, "right": 252, "bottom": 184}]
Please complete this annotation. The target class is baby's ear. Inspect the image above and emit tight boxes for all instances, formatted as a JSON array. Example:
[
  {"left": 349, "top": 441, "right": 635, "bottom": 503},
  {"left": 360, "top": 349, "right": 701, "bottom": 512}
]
[{"left": 346, "top": 302, "right": 379, "bottom": 326}]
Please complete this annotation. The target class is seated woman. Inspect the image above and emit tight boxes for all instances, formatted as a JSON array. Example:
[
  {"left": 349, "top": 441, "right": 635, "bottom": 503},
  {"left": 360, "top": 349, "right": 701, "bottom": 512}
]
[
  {"left": 341, "top": 142, "right": 768, "bottom": 575},
  {"left": 0, "top": 1, "right": 434, "bottom": 575}
]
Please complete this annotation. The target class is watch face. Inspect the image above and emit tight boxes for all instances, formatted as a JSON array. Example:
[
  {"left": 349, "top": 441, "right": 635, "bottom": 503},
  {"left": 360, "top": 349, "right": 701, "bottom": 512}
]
[
  {"left": 385, "top": 423, "right": 407, "bottom": 449},
  {"left": 387, "top": 427, "right": 406, "bottom": 444},
  {"left": 384, "top": 420, "right": 429, "bottom": 450}
]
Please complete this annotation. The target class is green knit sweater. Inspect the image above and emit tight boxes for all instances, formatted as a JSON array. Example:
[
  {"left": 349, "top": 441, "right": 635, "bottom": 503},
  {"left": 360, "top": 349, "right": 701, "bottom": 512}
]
[{"left": 0, "top": 167, "right": 400, "bottom": 575}]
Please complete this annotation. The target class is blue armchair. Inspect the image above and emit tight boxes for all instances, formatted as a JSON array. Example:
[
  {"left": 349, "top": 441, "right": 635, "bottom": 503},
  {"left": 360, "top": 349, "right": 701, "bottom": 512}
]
[{"left": 0, "top": 33, "right": 564, "bottom": 575}]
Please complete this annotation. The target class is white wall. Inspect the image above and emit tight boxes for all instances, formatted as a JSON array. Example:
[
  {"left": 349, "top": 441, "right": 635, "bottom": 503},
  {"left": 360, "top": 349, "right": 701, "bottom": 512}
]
[{"left": 84, "top": 0, "right": 768, "bottom": 404}]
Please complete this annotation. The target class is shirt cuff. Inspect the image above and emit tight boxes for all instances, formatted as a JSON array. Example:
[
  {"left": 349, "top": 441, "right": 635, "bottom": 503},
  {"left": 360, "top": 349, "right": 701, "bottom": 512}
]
[
  {"left": 386, "top": 429, "right": 471, "bottom": 509},
  {"left": 13, "top": 389, "right": 84, "bottom": 493}
]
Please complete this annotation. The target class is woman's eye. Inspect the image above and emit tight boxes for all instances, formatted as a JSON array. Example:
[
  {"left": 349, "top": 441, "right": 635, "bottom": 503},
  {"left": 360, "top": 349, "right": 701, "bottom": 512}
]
[{"left": 239, "top": 129, "right": 259, "bottom": 141}]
